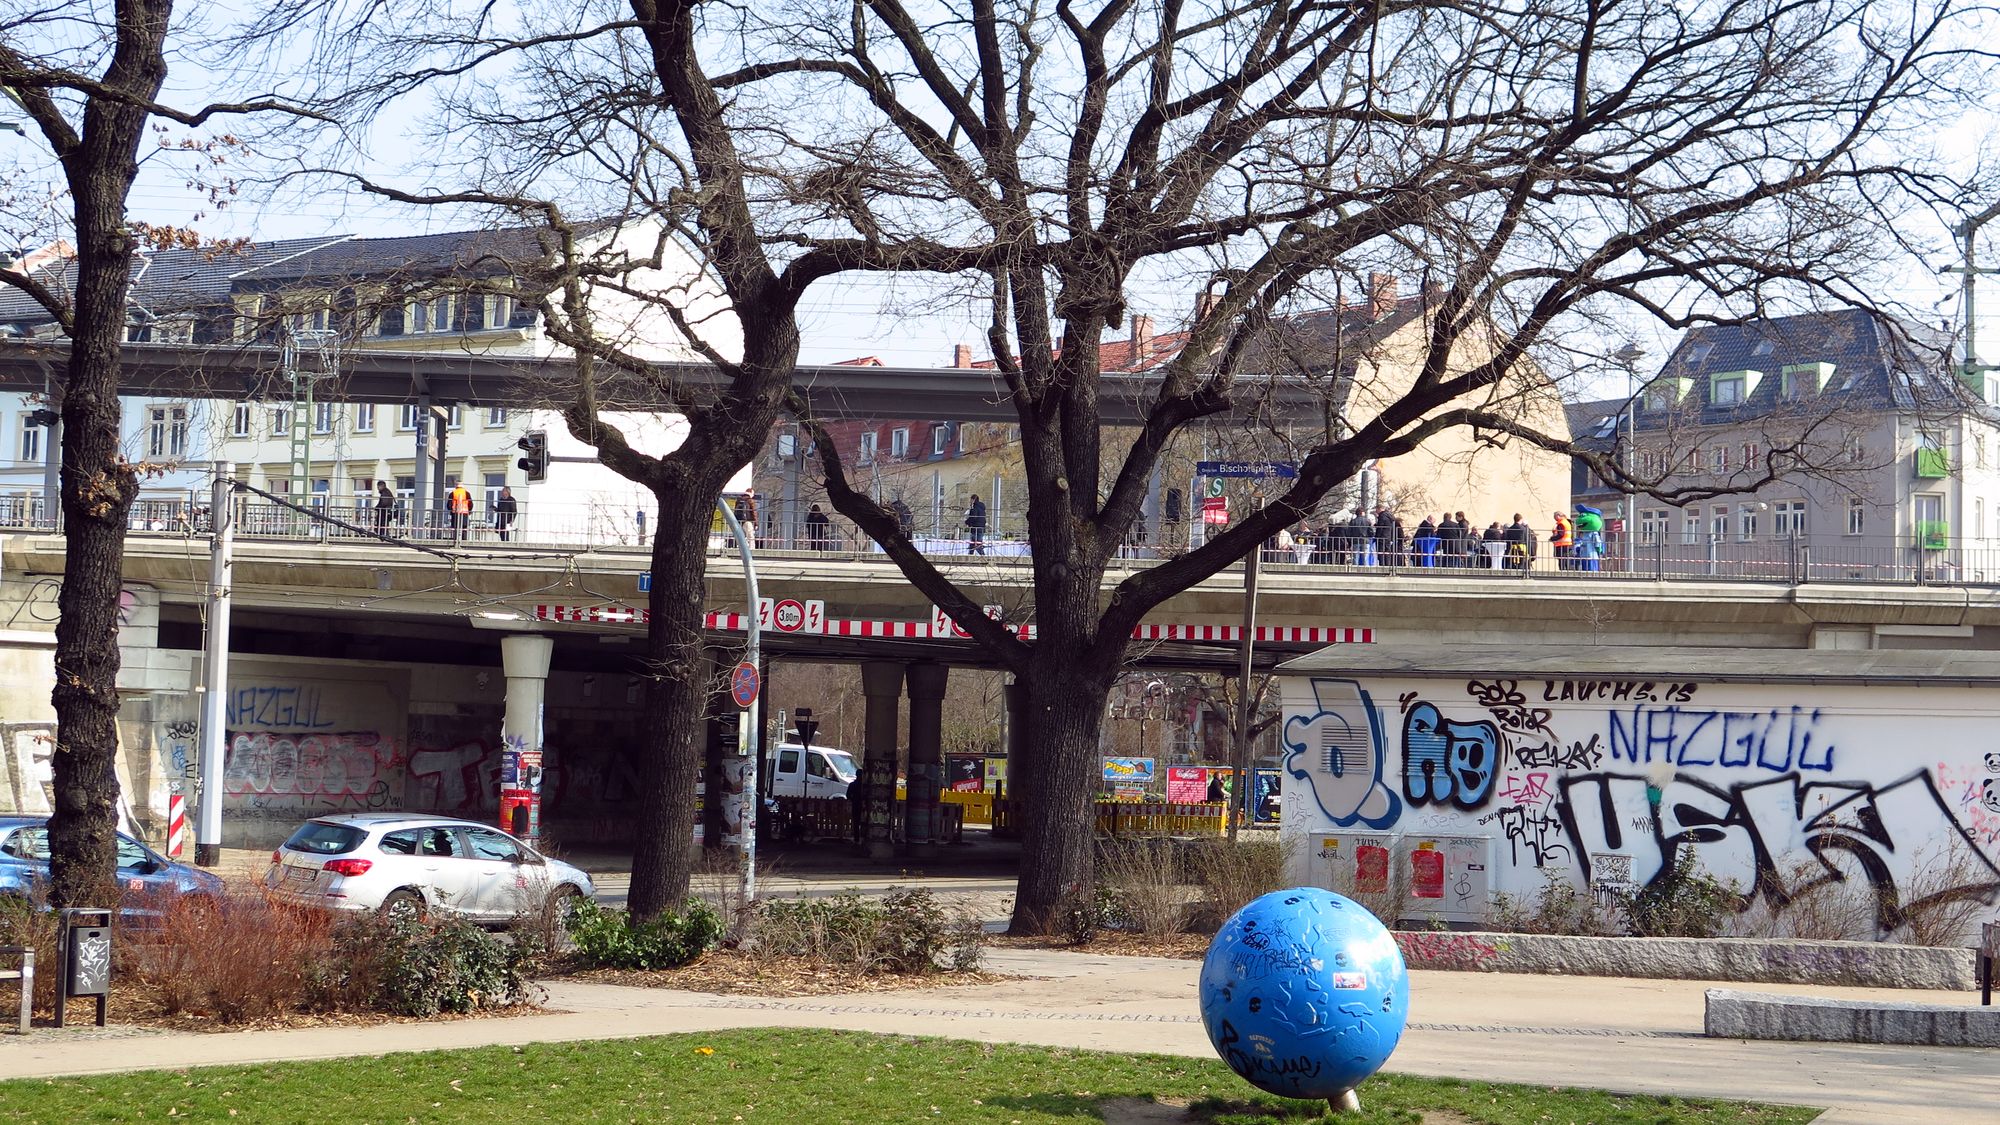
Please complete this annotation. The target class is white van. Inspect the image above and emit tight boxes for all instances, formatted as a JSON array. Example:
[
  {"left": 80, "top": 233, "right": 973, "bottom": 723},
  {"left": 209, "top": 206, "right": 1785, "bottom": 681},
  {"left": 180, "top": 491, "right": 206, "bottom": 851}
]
[{"left": 766, "top": 742, "right": 860, "bottom": 799}]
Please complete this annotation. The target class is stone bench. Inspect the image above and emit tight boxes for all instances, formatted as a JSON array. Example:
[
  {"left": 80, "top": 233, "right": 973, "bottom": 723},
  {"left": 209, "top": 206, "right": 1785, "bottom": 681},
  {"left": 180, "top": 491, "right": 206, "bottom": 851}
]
[{"left": 1704, "top": 987, "right": 2000, "bottom": 1047}]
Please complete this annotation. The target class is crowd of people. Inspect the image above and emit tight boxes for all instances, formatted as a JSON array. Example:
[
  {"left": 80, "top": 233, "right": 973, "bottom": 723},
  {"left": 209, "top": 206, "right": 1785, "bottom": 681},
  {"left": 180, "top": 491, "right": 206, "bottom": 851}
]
[{"left": 1263, "top": 505, "right": 1608, "bottom": 570}]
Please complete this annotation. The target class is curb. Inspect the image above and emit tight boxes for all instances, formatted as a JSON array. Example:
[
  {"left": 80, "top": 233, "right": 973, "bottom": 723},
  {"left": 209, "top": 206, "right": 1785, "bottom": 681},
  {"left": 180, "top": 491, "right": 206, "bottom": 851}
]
[
  {"left": 1394, "top": 930, "right": 1976, "bottom": 991},
  {"left": 1704, "top": 987, "right": 2000, "bottom": 1046}
]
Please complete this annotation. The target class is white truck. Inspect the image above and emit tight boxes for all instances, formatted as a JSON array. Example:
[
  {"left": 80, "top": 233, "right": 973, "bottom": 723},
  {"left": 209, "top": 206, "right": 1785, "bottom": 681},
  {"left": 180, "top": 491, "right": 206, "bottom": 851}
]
[{"left": 765, "top": 742, "right": 860, "bottom": 800}]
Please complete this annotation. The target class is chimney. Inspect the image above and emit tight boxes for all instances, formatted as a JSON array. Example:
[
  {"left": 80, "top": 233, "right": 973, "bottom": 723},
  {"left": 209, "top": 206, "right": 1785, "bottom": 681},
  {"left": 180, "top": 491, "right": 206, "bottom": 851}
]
[
  {"left": 952, "top": 343, "right": 972, "bottom": 368},
  {"left": 1367, "top": 272, "right": 1398, "bottom": 321},
  {"left": 1131, "top": 313, "right": 1155, "bottom": 364}
]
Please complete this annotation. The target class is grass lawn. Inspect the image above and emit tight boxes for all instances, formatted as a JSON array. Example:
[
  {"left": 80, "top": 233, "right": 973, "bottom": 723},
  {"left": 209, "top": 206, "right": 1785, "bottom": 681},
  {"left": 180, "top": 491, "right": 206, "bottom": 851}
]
[{"left": 0, "top": 1028, "right": 1820, "bottom": 1124}]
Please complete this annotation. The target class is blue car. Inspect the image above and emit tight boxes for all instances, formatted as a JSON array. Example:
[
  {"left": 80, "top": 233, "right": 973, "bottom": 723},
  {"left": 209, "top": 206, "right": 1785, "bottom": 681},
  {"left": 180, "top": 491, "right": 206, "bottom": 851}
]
[{"left": 0, "top": 816, "right": 224, "bottom": 923}]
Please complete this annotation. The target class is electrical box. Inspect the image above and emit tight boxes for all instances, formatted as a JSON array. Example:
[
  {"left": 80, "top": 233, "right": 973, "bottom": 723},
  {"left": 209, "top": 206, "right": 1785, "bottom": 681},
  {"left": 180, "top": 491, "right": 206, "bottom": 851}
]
[{"left": 1304, "top": 832, "right": 1494, "bottom": 927}]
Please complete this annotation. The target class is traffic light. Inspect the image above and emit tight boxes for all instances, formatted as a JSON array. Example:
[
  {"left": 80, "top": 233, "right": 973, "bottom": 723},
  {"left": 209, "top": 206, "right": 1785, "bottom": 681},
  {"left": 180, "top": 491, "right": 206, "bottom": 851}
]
[{"left": 516, "top": 430, "right": 548, "bottom": 482}]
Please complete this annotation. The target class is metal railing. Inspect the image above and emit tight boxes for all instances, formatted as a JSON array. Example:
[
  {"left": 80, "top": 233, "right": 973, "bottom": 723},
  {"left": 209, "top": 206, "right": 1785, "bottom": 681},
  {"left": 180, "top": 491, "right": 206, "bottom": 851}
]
[{"left": 4, "top": 488, "right": 1999, "bottom": 589}]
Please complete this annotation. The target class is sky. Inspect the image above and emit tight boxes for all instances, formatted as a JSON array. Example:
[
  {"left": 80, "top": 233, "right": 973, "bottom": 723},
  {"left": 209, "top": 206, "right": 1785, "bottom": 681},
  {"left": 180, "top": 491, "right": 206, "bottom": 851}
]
[{"left": 3, "top": 3, "right": 1995, "bottom": 388}]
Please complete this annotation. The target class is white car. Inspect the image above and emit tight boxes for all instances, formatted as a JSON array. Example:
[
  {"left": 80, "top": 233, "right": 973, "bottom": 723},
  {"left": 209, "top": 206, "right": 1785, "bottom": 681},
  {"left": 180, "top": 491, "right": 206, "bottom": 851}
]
[{"left": 263, "top": 814, "right": 595, "bottom": 923}]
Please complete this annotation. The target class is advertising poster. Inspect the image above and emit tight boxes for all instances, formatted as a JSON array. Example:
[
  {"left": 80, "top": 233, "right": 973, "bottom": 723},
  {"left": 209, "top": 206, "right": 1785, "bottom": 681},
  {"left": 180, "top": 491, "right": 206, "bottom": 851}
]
[
  {"left": 1101, "top": 756, "right": 1157, "bottom": 786},
  {"left": 983, "top": 757, "right": 1008, "bottom": 790},
  {"left": 1251, "top": 768, "right": 1283, "bottom": 824},
  {"left": 1166, "top": 766, "right": 1209, "bottom": 803},
  {"left": 946, "top": 754, "right": 984, "bottom": 792}
]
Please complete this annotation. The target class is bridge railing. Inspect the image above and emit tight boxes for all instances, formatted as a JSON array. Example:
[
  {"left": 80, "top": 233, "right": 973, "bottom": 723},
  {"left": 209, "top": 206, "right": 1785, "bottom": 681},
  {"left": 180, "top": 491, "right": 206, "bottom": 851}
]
[{"left": 7, "top": 487, "right": 2000, "bottom": 589}]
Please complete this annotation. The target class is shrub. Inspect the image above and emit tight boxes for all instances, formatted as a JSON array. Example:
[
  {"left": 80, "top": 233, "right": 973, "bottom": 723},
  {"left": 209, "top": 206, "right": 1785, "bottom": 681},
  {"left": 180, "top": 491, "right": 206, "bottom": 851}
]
[
  {"left": 326, "top": 912, "right": 538, "bottom": 1017},
  {"left": 1191, "top": 837, "right": 1286, "bottom": 921},
  {"left": 0, "top": 891, "right": 58, "bottom": 1014},
  {"left": 566, "top": 896, "right": 722, "bottom": 970},
  {"left": 1098, "top": 839, "right": 1187, "bottom": 937},
  {"left": 755, "top": 888, "right": 982, "bottom": 973},
  {"left": 1611, "top": 849, "right": 1738, "bottom": 938},
  {"left": 143, "top": 892, "right": 340, "bottom": 1021},
  {"left": 1487, "top": 869, "right": 1620, "bottom": 937}
]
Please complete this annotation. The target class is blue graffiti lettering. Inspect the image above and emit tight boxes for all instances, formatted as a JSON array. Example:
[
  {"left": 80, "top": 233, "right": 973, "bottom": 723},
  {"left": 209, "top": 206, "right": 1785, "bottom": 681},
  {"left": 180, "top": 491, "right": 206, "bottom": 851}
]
[
  {"left": 227, "top": 686, "right": 335, "bottom": 730},
  {"left": 1606, "top": 704, "right": 1833, "bottom": 773},
  {"left": 1401, "top": 701, "right": 1500, "bottom": 809}
]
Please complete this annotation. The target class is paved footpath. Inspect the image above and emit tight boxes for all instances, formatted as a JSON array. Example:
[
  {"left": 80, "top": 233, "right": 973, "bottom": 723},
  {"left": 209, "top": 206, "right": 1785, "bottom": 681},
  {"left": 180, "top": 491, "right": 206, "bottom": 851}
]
[{"left": 2, "top": 946, "right": 1995, "bottom": 1123}]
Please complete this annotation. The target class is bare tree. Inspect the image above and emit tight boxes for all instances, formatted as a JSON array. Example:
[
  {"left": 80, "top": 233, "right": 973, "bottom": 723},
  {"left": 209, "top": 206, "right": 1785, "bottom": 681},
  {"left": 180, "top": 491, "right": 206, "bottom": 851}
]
[
  {"left": 342, "top": 0, "right": 1982, "bottom": 931},
  {"left": 0, "top": 1, "right": 330, "bottom": 906}
]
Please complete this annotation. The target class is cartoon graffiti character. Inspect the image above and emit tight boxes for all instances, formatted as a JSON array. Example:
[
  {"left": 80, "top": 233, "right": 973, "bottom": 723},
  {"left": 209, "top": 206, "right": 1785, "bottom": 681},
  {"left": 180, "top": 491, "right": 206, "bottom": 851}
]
[
  {"left": 1983, "top": 777, "right": 2000, "bottom": 816},
  {"left": 1281, "top": 679, "right": 1401, "bottom": 829},
  {"left": 1985, "top": 751, "right": 2000, "bottom": 774},
  {"left": 1401, "top": 701, "right": 1500, "bottom": 809}
]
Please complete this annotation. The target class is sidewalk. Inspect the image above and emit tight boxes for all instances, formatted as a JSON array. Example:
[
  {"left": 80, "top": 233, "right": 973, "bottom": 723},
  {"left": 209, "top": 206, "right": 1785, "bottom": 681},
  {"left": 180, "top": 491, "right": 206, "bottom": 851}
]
[{"left": 2, "top": 945, "right": 1994, "bottom": 1124}]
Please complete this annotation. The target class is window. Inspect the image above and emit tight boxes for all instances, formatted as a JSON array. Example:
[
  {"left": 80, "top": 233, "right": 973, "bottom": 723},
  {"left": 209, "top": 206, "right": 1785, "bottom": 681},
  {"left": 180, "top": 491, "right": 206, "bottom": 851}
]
[
  {"left": 1738, "top": 504, "right": 1758, "bottom": 542},
  {"left": 380, "top": 827, "right": 458, "bottom": 858},
  {"left": 270, "top": 406, "right": 291, "bottom": 436},
  {"left": 313, "top": 402, "right": 337, "bottom": 434},
  {"left": 1978, "top": 498, "right": 1987, "bottom": 543},
  {"left": 410, "top": 295, "right": 452, "bottom": 334},
  {"left": 457, "top": 295, "right": 487, "bottom": 333},
  {"left": 1638, "top": 508, "right": 1667, "bottom": 546},
  {"left": 1915, "top": 493, "right": 1946, "bottom": 547},
  {"left": 310, "top": 478, "right": 330, "bottom": 510},
  {"left": 1682, "top": 509, "right": 1701, "bottom": 545},
  {"left": 1843, "top": 434, "right": 1866, "bottom": 464},
  {"left": 19, "top": 421, "right": 40, "bottom": 463},
  {"left": 354, "top": 403, "right": 375, "bottom": 433},
  {"left": 858, "top": 431, "right": 877, "bottom": 465},
  {"left": 1742, "top": 443, "right": 1761, "bottom": 471},
  {"left": 1710, "top": 374, "right": 1745, "bottom": 405},
  {"left": 1988, "top": 373, "right": 2000, "bottom": 404},
  {"left": 890, "top": 427, "right": 909, "bottom": 459},
  {"left": 398, "top": 405, "right": 419, "bottom": 431},
  {"left": 231, "top": 402, "right": 251, "bottom": 438},
  {"left": 1709, "top": 505, "right": 1729, "bottom": 541},
  {"left": 1846, "top": 497, "right": 1865, "bottom": 536},
  {"left": 448, "top": 405, "right": 463, "bottom": 431},
  {"left": 1775, "top": 500, "right": 1807, "bottom": 538},
  {"left": 375, "top": 302, "right": 404, "bottom": 337},
  {"left": 777, "top": 748, "right": 801, "bottom": 776},
  {"left": 464, "top": 828, "right": 523, "bottom": 862},
  {"left": 483, "top": 471, "right": 505, "bottom": 511},
  {"left": 1641, "top": 388, "right": 1671, "bottom": 412},
  {"left": 1687, "top": 341, "right": 1715, "bottom": 365},
  {"left": 932, "top": 425, "right": 950, "bottom": 456},
  {"left": 396, "top": 475, "right": 416, "bottom": 501},
  {"left": 1708, "top": 446, "right": 1729, "bottom": 474},
  {"left": 487, "top": 407, "right": 507, "bottom": 427},
  {"left": 146, "top": 406, "right": 188, "bottom": 458}
]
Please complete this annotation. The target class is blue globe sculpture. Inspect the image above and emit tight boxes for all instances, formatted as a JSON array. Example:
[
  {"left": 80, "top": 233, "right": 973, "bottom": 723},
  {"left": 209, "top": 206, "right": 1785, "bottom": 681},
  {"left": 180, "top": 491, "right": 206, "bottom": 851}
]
[{"left": 1198, "top": 888, "right": 1409, "bottom": 1104}]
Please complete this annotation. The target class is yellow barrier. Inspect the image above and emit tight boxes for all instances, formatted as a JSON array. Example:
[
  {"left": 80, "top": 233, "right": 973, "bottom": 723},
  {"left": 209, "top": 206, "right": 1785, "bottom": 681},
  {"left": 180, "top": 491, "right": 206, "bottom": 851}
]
[{"left": 941, "top": 789, "right": 994, "bottom": 826}]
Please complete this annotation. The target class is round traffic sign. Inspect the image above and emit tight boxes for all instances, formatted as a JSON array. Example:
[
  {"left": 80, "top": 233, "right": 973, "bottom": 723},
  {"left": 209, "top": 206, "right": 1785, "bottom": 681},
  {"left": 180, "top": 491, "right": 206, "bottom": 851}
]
[
  {"left": 771, "top": 598, "right": 807, "bottom": 633},
  {"left": 729, "top": 661, "right": 760, "bottom": 709}
]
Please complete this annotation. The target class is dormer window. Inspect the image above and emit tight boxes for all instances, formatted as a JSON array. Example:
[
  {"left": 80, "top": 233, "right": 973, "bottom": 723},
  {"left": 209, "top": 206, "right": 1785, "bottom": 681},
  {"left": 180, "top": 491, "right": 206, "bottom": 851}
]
[
  {"left": 932, "top": 425, "right": 951, "bottom": 456},
  {"left": 858, "top": 431, "right": 878, "bottom": 465},
  {"left": 1711, "top": 374, "right": 1745, "bottom": 405},
  {"left": 1782, "top": 362, "right": 1834, "bottom": 399}
]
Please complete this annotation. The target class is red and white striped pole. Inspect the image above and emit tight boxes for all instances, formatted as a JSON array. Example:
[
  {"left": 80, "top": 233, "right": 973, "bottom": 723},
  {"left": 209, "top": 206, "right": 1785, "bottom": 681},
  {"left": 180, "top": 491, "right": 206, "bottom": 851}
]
[{"left": 165, "top": 793, "right": 187, "bottom": 858}]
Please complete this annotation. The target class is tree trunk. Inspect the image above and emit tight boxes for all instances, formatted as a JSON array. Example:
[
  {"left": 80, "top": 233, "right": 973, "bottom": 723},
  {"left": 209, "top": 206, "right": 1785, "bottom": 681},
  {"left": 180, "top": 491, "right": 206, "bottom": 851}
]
[
  {"left": 45, "top": 1, "right": 168, "bottom": 910},
  {"left": 625, "top": 483, "right": 721, "bottom": 920},
  {"left": 1008, "top": 650, "right": 1119, "bottom": 934}
]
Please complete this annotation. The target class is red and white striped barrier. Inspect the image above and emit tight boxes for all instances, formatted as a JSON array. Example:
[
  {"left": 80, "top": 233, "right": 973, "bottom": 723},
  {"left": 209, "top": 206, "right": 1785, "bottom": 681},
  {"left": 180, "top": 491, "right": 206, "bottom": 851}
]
[
  {"left": 165, "top": 793, "right": 187, "bottom": 858},
  {"left": 534, "top": 605, "right": 1371, "bottom": 645}
]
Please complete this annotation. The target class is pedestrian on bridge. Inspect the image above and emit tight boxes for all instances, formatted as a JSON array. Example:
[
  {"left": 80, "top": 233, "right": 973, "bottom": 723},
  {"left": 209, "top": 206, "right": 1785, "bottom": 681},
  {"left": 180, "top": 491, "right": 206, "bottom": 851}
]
[
  {"left": 447, "top": 482, "right": 474, "bottom": 540},
  {"left": 495, "top": 486, "right": 518, "bottom": 542},
  {"left": 374, "top": 480, "right": 395, "bottom": 537},
  {"left": 805, "top": 504, "right": 832, "bottom": 550},
  {"left": 965, "top": 495, "right": 988, "bottom": 554}
]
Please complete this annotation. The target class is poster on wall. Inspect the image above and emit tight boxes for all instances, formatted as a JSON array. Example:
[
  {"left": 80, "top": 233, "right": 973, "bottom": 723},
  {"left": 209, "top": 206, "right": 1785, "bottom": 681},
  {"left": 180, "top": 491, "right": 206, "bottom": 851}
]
[
  {"left": 1101, "top": 757, "right": 1156, "bottom": 786},
  {"left": 984, "top": 757, "right": 1008, "bottom": 791},
  {"left": 1278, "top": 671, "right": 2000, "bottom": 940},
  {"left": 1166, "top": 767, "right": 1210, "bottom": 803},
  {"left": 1251, "top": 768, "right": 1283, "bottom": 824},
  {"left": 946, "top": 754, "right": 984, "bottom": 792}
]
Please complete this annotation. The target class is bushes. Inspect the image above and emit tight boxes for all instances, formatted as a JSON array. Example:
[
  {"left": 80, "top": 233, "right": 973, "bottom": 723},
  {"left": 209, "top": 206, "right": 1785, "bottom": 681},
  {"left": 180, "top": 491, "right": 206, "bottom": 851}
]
[
  {"left": 564, "top": 897, "right": 722, "bottom": 970},
  {"left": 1188, "top": 837, "right": 1286, "bottom": 922},
  {"left": 754, "top": 888, "right": 982, "bottom": 974},
  {"left": 130, "top": 890, "right": 539, "bottom": 1023},
  {"left": 1610, "top": 849, "right": 1739, "bottom": 938},
  {"left": 0, "top": 892, "right": 57, "bottom": 1013},
  {"left": 1098, "top": 840, "right": 1186, "bottom": 938}
]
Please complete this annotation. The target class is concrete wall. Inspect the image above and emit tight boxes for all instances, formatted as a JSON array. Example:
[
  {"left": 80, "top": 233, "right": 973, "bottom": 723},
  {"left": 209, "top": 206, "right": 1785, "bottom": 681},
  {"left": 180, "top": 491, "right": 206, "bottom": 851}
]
[{"left": 1279, "top": 672, "right": 2000, "bottom": 943}]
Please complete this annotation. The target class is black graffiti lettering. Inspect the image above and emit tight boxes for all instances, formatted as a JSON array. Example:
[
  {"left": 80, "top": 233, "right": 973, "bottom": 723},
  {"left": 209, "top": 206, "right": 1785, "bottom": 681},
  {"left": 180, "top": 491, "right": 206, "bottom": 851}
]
[
  {"left": 1479, "top": 804, "right": 1570, "bottom": 867},
  {"left": 1514, "top": 735, "right": 1603, "bottom": 772},
  {"left": 1556, "top": 770, "right": 2000, "bottom": 933}
]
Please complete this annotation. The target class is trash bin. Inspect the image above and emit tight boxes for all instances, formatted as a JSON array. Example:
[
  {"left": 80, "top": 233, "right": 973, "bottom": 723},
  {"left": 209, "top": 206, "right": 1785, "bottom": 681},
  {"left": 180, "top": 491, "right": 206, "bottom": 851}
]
[{"left": 54, "top": 908, "right": 112, "bottom": 1028}]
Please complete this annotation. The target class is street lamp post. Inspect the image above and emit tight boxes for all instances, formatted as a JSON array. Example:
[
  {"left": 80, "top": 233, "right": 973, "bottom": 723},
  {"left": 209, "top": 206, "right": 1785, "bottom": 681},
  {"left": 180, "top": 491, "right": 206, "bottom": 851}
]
[{"left": 715, "top": 495, "right": 760, "bottom": 915}]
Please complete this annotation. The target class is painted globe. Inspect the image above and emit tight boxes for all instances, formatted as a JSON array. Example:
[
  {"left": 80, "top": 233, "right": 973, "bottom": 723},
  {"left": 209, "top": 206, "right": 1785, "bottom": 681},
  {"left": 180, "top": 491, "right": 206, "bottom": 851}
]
[{"left": 1198, "top": 888, "right": 1409, "bottom": 1100}]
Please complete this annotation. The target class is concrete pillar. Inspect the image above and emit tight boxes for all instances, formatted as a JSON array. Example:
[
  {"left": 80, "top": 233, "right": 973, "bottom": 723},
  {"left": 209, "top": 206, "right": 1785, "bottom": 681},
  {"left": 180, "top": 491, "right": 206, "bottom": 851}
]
[
  {"left": 498, "top": 634, "right": 554, "bottom": 843},
  {"left": 411, "top": 393, "right": 433, "bottom": 533},
  {"left": 904, "top": 663, "right": 948, "bottom": 855},
  {"left": 859, "top": 661, "right": 904, "bottom": 860},
  {"left": 1002, "top": 678, "right": 1028, "bottom": 799}
]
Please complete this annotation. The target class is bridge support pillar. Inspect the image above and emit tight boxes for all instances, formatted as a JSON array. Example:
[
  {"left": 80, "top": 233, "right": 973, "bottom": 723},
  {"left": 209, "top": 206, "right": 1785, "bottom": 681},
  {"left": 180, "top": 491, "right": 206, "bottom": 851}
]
[
  {"left": 497, "top": 633, "right": 553, "bottom": 844},
  {"left": 904, "top": 662, "right": 948, "bottom": 856},
  {"left": 1003, "top": 678, "right": 1027, "bottom": 789},
  {"left": 860, "top": 661, "right": 904, "bottom": 861}
]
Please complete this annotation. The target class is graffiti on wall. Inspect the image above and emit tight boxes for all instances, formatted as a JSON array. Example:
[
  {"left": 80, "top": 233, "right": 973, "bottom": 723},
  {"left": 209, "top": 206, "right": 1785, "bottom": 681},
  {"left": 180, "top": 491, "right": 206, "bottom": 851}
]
[
  {"left": 224, "top": 731, "right": 400, "bottom": 811},
  {"left": 0, "top": 723, "right": 55, "bottom": 814},
  {"left": 1284, "top": 676, "right": 2000, "bottom": 937}
]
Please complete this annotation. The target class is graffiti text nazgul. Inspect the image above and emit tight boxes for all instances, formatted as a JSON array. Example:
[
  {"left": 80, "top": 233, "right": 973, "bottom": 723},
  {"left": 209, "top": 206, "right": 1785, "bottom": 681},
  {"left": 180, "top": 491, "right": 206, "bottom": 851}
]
[
  {"left": 227, "top": 686, "right": 336, "bottom": 730},
  {"left": 1606, "top": 704, "right": 1835, "bottom": 773}
]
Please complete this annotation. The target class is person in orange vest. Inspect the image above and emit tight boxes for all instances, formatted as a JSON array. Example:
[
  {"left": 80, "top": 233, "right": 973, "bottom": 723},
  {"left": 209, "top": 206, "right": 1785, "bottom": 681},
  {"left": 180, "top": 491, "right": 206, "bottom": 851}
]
[
  {"left": 1551, "top": 510, "right": 1575, "bottom": 570},
  {"left": 447, "top": 481, "right": 474, "bottom": 539}
]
